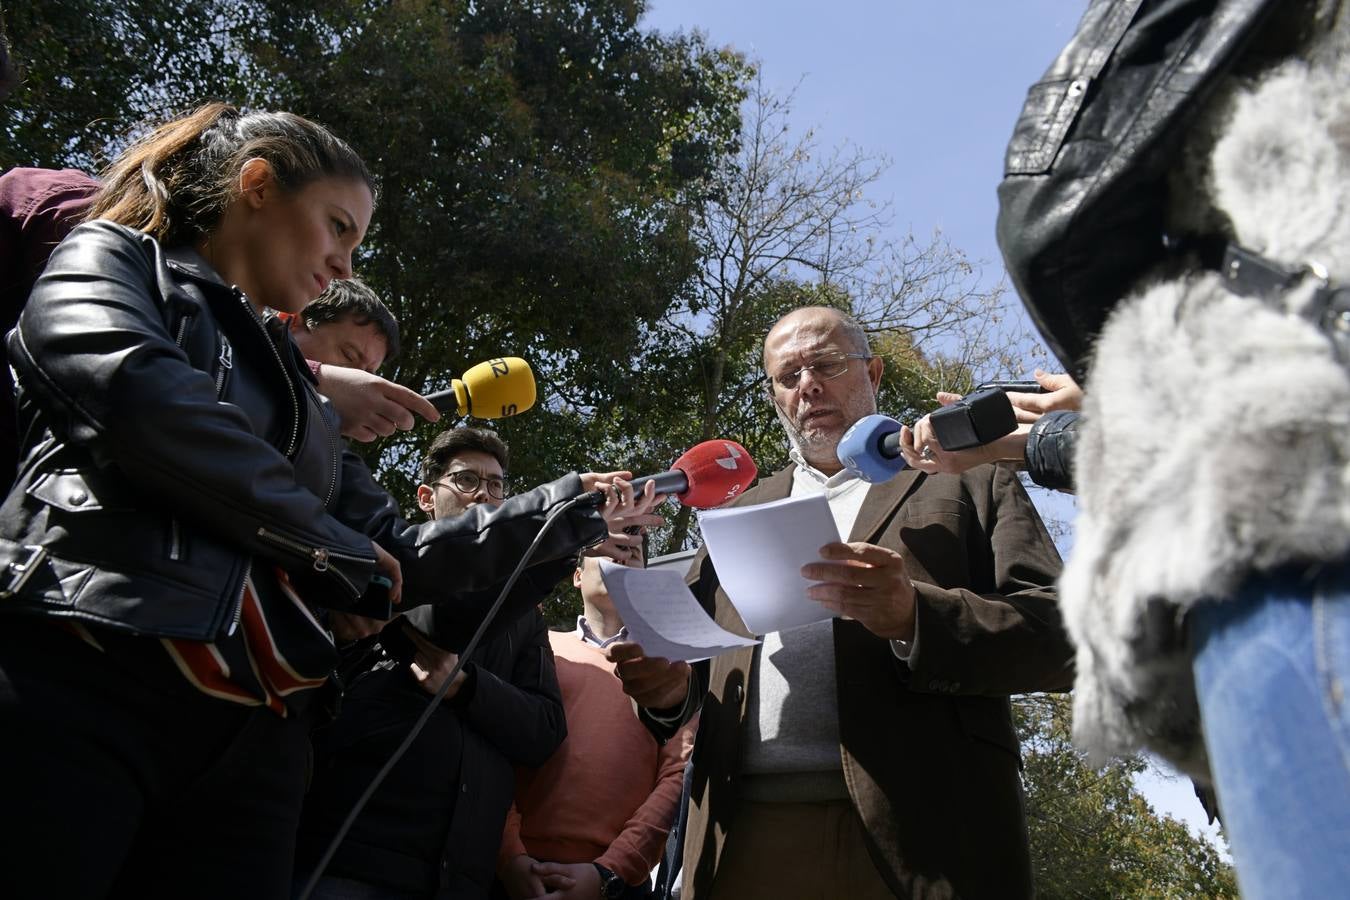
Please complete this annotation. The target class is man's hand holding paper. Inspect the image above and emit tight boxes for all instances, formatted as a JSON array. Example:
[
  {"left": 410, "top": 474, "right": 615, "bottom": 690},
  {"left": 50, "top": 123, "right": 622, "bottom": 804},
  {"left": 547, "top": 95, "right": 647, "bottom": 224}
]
[
  {"left": 801, "top": 541, "right": 917, "bottom": 642},
  {"left": 607, "top": 642, "right": 692, "bottom": 711}
]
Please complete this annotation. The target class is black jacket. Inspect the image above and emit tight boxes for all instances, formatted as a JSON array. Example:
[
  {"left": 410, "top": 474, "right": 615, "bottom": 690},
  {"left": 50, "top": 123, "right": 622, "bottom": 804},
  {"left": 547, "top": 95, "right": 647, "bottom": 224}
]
[
  {"left": 300, "top": 602, "right": 567, "bottom": 898},
  {"left": 1024, "top": 410, "right": 1078, "bottom": 493},
  {"left": 995, "top": 0, "right": 1289, "bottom": 375},
  {"left": 1, "top": 221, "right": 604, "bottom": 644}
]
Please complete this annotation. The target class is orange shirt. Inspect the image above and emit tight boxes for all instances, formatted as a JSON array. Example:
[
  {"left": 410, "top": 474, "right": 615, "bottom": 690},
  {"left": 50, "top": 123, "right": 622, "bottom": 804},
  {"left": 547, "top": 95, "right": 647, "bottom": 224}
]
[{"left": 500, "top": 630, "right": 696, "bottom": 885}]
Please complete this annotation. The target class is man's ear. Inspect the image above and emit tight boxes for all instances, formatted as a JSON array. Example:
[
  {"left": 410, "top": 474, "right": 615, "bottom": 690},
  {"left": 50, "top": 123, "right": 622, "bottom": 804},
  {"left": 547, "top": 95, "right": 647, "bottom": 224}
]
[
  {"left": 572, "top": 563, "right": 584, "bottom": 589},
  {"left": 237, "top": 157, "right": 276, "bottom": 209},
  {"left": 867, "top": 355, "right": 884, "bottom": 393},
  {"left": 415, "top": 483, "right": 436, "bottom": 518}
]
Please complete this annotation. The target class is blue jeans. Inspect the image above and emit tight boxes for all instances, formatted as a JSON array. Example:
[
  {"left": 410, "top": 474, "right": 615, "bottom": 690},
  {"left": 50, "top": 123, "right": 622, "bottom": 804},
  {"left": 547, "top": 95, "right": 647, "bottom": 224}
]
[{"left": 1191, "top": 561, "right": 1350, "bottom": 900}]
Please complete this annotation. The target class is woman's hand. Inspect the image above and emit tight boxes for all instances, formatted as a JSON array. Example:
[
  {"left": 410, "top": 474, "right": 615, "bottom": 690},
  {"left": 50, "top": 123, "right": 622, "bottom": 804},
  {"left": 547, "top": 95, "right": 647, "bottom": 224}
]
[
  {"left": 898, "top": 419, "right": 1030, "bottom": 475},
  {"left": 372, "top": 540, "right": 402, "bottom": 607},
  {"left": 1005, "top": 370, "right": 1083, "bottom": 423}
]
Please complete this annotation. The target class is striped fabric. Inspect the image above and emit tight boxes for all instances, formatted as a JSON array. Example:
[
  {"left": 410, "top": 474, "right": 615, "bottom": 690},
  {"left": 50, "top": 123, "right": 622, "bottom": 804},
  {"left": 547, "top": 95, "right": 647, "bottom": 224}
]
[
  {"left": 164, "top": 568, "right": 334, "bottom": 715},
  {"left": 66, "top": 566, "right": 336, "bottom": 717}
]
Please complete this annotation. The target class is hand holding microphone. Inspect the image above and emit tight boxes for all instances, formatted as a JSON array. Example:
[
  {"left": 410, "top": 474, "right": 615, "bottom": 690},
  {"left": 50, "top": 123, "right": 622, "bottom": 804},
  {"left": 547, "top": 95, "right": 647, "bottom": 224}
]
[
  {"left": 899, "top": 419, "right": 1031, "bottom": 476},
  {"left": 838, "top": 402, "right": 1024, "bottom": 481},
  {"left": 580, "top": 439, "right": 758, "bottom": 510},
  {"left": 579, "top": 440, "right": 759, "bottom": 565},
  {"left": 317, "top": 366, "right": 441, "bottom": 442},
  {"left": 837, "top": 384, "right": 1040, "bottom": 482},
  {"left": 580, "top": 473, "right": 666, "bottom": 566},
  {"left": 320, "top": 356, "right": 537, "bottom": 442},
  {"left": 902, "top": 371, "right": 1081, "bottom": 475}
]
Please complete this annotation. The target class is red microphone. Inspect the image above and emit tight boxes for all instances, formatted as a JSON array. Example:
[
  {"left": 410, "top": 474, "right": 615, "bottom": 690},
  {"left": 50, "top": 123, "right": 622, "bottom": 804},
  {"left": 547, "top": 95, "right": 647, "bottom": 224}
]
[{"left": 592, "top": 440, "right": 757, "bottom": 510}]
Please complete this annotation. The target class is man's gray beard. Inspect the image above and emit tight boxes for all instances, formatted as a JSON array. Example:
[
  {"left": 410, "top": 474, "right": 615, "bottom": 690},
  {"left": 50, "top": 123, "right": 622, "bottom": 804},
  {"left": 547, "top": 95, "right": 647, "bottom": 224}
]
[{"left": 772, "top": 392, "right": 878, "bottom": 467}]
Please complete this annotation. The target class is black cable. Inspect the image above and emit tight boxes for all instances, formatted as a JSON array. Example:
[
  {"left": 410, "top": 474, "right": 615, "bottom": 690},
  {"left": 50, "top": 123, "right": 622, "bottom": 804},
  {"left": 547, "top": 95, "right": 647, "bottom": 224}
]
[{"left": 296, "top": 494, "right": 592, "bottom": 900}]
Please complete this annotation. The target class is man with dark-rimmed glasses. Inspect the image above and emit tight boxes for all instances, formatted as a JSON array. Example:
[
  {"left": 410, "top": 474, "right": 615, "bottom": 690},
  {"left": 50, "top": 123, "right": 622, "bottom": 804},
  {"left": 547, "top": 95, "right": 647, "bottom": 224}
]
[{"left": 420, "top": 427, "right": 513, "bottom": 514}]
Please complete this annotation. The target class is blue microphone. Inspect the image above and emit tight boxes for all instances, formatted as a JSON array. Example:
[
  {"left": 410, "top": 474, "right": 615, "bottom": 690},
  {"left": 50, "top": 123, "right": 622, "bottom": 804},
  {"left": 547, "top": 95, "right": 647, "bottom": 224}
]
[{"left": 836, "top": 414, "right": 908, "bottom": 483}]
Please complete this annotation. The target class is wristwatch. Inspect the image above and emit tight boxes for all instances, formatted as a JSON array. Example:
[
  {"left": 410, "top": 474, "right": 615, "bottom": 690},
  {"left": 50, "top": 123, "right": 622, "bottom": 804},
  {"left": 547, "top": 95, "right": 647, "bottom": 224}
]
[{"left": 592, "top": 863, "right": 626, "bottom": 899}]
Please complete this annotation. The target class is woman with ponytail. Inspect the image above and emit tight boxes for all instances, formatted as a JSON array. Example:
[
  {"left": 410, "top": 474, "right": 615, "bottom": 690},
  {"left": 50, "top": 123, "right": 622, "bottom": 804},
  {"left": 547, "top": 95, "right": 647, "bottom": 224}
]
[
  {"left": 0, "top": 101, "right": 626, "bottom": 899},
  {"left": 0, "top": 102, "right": 391, "bottom": 897}
]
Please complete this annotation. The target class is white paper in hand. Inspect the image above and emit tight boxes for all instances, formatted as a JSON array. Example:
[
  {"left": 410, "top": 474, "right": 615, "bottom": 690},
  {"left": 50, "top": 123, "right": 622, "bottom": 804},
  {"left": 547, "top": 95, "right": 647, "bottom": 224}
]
[
  {"left": 696, "top": 493, "right": 840, "bottom": 635},
  {"left": 597, "top": 560, "right": 759, "bottom": 663}
]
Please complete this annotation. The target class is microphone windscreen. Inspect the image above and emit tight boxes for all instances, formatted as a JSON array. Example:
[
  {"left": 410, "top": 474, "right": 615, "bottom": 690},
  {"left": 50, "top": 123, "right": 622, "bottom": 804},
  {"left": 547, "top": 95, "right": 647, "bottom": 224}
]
[
  {"left": 674, "top": 440, "right": 757, "bottom": 508},
  {"left": 837, "top": 414, "right": 907, "bottom": 483},
  {"left": 457, "top": 357, "right": 536, "bottom": 418}
]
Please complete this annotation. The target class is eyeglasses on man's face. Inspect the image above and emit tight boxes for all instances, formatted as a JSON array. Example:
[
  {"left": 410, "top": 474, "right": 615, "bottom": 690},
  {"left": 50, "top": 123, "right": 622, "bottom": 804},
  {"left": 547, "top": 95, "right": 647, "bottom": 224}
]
[
  {"left": 434, "top": 469, "right": 510, "bottom": 500},
  {"left": 766, "top": 351, "right": 871, "bottom": 391}
]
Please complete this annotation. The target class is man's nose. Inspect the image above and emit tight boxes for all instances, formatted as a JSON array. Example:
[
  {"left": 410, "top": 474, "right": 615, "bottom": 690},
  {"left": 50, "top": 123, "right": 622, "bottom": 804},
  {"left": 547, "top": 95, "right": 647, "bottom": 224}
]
[{"left": 796, "top": 367, "right": 826, "bottom": 394}]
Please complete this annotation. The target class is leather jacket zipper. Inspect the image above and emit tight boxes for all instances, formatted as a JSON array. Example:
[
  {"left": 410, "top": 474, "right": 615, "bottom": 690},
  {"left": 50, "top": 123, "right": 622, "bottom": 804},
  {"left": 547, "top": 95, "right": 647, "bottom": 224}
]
[
  {"left": 165, "top": 306, "right": 196, "bottom": 564},
  {"left": 234, "top": 287, "right": 299, "bottom": 457},
  {"left": 215, "top": 333, "right": 233, "bottom": 397},
  {"left": 255, "top": 526, "right": 372, "bottom": 596},
  {"left": 227, "top": 563, "right": 249, "bottom": 636},
  {"left": 173, "top": 310, "right": 194, "bottom": 349},
  {"left": 324, "top": 394, "right": 340, "bottom": 507}
]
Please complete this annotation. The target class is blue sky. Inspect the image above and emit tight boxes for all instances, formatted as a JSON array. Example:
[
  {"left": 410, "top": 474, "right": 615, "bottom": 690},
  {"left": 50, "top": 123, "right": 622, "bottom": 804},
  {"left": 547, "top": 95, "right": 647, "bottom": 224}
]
[
  {"left": 643, "top": 0, "right": 1085, "bottom": 316},
  {"left": 641, "top": 0, "right": 1226, "bottom": 852}
]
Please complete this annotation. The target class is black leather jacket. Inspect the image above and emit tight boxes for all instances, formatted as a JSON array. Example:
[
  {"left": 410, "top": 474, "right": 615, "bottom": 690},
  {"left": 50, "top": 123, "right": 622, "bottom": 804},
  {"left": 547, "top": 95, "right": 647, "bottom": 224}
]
[
  {"left": 995, "top": 0, "right": 1287, "bottom": 374},
  {"left": 1024, "top": 410, "right": 1078, "bottom": 493},
  {"left": 1, "top": 221, "right": 605, "bottom": 641}
]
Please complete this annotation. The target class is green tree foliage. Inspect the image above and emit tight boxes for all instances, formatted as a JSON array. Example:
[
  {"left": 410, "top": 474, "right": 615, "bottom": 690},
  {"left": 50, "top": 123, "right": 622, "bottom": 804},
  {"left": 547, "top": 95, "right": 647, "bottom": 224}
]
[
  {"left": 1017, "top": 694, "right": 1238, "bottom": 898},
  {"left": 235, "top": 0, "right": 751, "bottom": 506},
  {"left": 1, "top": 1, "right": 262, "bottom": 170}
]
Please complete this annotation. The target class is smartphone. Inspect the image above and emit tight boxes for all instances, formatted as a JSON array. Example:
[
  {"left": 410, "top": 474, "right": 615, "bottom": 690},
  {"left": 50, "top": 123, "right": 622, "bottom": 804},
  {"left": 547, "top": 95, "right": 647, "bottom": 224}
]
[
  {"left": 349, "top": 573, "right": 394, "bottom": 620},
  {"left": 974, "top": 380, "right": 1047, "bottom": 394}
]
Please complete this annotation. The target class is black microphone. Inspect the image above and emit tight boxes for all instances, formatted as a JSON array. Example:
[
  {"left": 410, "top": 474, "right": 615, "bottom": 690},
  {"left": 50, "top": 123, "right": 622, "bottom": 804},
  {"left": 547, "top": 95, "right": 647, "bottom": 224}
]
[
  {"left": 836, "top": 389, "right": 1019, "bottom": 484},
  {"left": 927, "top": 388, "right": 1017, "bottom": 450}
]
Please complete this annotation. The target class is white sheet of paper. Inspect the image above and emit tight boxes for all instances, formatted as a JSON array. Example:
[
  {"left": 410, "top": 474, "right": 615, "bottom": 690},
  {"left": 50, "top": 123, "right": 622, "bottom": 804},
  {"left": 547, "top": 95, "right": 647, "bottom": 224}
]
[
  {"left": 696, "top": 493, "right": 840, "bottom": 635},
  {"left": 598, "top": 560, "right": 759, "bottom": 663}
]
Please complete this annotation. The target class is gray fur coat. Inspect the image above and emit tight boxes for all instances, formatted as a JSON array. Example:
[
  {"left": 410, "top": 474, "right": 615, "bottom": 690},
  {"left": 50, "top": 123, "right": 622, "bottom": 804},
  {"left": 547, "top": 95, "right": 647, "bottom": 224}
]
[{"left": 1061, "top": 33, "right": 1350, "bottom": 779}]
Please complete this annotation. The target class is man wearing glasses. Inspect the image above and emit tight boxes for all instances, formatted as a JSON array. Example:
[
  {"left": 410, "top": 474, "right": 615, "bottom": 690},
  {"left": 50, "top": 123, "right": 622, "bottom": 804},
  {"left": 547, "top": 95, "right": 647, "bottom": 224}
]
[
  {"left": 611, "top": 306, "right": 1074, "bottom": 900},
  {"left": 298, "top": 427, "right": 659, "bottom": 899}
]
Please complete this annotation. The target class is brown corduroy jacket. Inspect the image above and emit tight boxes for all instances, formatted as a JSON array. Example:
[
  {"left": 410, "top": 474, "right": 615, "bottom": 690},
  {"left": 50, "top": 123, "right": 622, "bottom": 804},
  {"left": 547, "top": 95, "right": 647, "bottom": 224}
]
[{"left": 640, "top": 462, "right": 1074, "bottom": 899}]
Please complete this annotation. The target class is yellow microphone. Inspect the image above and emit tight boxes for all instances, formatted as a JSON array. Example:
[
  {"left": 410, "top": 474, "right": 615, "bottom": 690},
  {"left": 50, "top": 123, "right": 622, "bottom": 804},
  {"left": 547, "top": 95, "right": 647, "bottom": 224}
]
[{"left": 425, "top": 357, "right": 536, "bottom": 419}]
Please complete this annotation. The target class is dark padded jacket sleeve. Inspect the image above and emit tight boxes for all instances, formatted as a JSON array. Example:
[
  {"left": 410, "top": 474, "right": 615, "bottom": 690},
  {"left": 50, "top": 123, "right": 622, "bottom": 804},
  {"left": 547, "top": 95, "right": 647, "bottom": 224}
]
[
  {"left": 335, "top": 449, "right": 607, "bottom": 615},
  {"left": 1024, "top": 410, "right": 1079, "bottom": 493},
  {"left": 460, "top": 611, "right": 566, "bottom": 768}
]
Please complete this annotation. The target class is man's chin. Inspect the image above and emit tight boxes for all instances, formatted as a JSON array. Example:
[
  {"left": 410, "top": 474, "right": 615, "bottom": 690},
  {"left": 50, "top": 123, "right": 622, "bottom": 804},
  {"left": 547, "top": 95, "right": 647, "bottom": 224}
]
[{"left": 798, "top": 429, "right": 843, "bottom": 457}]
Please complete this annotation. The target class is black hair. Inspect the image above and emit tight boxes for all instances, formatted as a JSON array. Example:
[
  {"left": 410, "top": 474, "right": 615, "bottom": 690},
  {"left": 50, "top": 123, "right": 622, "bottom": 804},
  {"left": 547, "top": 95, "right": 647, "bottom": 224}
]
[
  {"left": 302, "top": 278, "right": 400, "bottom": 362},
  {"left": 419, "top": 427, "right": 510, "bottom": 485}
]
